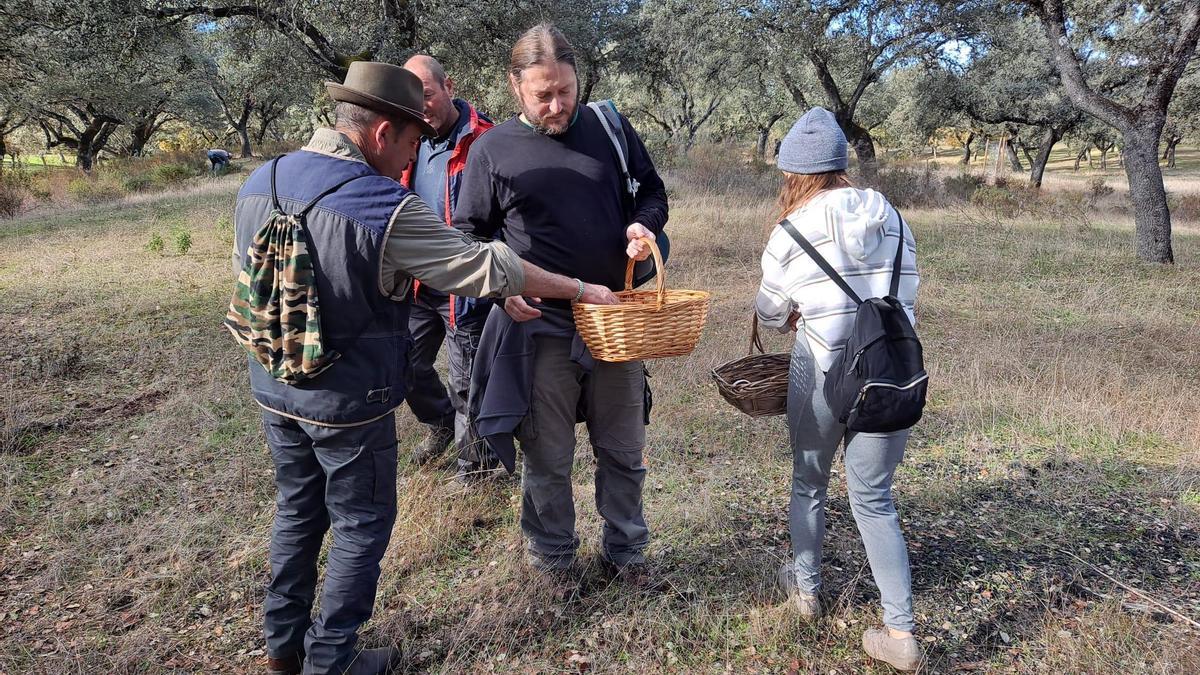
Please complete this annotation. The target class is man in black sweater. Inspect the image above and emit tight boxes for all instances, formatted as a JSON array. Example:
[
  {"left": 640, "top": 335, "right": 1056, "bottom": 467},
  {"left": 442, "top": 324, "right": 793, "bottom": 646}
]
[{"left": 455, "top": 23, "right": 668, "bottom": 584}]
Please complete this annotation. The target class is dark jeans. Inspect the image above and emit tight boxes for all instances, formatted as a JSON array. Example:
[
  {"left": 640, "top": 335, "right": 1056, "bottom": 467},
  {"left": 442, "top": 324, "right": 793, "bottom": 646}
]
[
  {"left": 261, "top": 410, "right": 398, "bottom": 674},
  {"left": 404, "top": 290, "right": 492, "bottom": 469}
]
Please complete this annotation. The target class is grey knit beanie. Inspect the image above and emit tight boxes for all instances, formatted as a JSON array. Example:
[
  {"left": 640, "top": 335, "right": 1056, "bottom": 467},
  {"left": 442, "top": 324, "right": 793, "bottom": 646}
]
[{"left": 777, "top": 107, "right": 849, "bottom": 174}]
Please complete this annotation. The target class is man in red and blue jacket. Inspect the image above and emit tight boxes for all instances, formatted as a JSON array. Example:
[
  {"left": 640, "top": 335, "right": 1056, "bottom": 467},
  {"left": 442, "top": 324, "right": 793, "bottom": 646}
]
[{"left": 400, "top": 55, "right": 499, "bottom": 481}]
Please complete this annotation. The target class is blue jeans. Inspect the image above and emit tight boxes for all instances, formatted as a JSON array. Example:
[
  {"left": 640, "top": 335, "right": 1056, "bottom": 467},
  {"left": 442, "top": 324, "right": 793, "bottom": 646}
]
[
  {"left": 786, "top": 338, "right": 915, "bottom": 632},
  {"left": 261, "top": 410, "right": 398, "bottom": 674}
]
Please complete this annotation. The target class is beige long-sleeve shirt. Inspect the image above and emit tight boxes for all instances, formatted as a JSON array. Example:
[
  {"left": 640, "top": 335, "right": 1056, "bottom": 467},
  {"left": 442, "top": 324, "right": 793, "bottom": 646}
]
[{"left": 233, "top": 129, "right": 525, "bottom": 300}]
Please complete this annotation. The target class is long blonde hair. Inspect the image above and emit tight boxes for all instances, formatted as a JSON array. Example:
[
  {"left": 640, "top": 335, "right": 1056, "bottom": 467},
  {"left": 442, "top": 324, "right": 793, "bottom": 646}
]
[{"left": 776, "top": 170, "right": 854, "bottom": 222}]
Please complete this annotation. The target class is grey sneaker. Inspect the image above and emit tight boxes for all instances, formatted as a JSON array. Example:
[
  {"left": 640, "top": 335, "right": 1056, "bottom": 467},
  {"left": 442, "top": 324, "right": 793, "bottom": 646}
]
[
  {"left": 862, "top": 627, "right": 921, "bottom": 671},
  {"left": 411, "top": 426, "right": 454, "bottom": 466},
  {"left": 776, "top": 563, "right": 822, "bottom": 619}
]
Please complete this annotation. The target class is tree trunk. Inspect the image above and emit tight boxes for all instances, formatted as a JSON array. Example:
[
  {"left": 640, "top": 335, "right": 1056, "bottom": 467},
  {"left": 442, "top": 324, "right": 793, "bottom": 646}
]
[
  {"left": 1073, "top": 148, "right": 1084, "bottom": 172},
  {"left": 756, "top": 126, "right": 770, "bottom": 159},
  {"left": 1164, "top": 137, "right": 1181, "bottom": 169},
  {"left": 1122, "top": 125, "right": 1174, "bottom": 263},
  {"left": 127, "top": 121, "right": 154, "bottom": 157},
  {"left": 1005, "top": 139, "right": 1023, "bottom": 171},
  {"left": 1029, "top": 127, "right": 1062, "bottom": 189},
  {"left": 76, "top": 145, "right": 97, "bottom": 172},
  {"left": 237, "top": 125, "right": 252, "bottom": 158},
  {"left": 755, "top": 113, "right": 784, "bottom": 160},
  {"left": 1099, "top": 145, "right": 1109, "bottom": 171},
  {"left": 961, "top": 132, "right": 975, "bottom": 165},
  {"left": 0, "top": 136, "right": 6, "bottom": 175},
  {"left": 579, "top": 59, "right": 599, "bottom": 106},
  {"left": 841, "top": 119, "right": 877, "bottom": 177}
]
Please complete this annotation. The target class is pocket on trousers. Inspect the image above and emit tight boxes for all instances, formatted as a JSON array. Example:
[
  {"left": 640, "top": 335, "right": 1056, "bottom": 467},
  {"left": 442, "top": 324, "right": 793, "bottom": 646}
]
[{"left": 372, "top": 447, "right": 397, "bottom": 507}]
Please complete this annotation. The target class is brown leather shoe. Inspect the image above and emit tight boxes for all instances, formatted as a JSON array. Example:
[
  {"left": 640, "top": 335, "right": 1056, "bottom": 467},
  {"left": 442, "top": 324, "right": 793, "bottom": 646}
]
[{"left": 266, "top": 651, "right": 304, "bottom": 675}]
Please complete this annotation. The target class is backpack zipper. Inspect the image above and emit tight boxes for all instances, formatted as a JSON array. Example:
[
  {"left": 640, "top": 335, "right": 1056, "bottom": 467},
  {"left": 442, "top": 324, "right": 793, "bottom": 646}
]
[{"left": 846, "top": 372, "right": 930, "bottom": 418}]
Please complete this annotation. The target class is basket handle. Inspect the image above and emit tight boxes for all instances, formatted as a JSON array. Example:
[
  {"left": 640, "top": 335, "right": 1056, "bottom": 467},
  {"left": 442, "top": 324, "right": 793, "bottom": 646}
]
[
  {"left": 623, "top": 236, "right": 666, "bottom": 305},
  {"left": 749, "top": 313, "right": 766, "bottom": 355}
]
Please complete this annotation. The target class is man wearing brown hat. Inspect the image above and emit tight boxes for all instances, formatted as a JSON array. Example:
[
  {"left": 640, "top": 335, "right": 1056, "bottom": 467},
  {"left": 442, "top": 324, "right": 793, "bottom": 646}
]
[{"left": 231, "top": 61, "right": 617, "bottom": 675}]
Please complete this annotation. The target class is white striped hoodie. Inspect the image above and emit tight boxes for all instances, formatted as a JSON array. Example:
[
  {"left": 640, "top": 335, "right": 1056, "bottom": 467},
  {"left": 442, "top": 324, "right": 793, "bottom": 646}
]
[{"left": 755, "top": 187, "right": 919, "bottom": 371}]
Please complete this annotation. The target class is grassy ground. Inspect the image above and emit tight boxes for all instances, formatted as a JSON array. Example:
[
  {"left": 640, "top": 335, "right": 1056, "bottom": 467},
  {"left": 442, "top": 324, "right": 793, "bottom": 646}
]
[{"left": 1, "top": 164, "right": 1198, "bottom": 674}]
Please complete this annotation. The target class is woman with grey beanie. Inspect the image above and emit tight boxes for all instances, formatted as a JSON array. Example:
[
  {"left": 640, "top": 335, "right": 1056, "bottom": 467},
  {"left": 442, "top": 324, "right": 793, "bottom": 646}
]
[{"left": 754, "top": 107, "right": 922, "bottom": 671}]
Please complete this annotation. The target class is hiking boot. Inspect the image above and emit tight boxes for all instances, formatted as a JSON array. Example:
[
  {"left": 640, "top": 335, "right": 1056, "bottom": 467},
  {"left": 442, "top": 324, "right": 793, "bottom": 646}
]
[
  {"left": 266, "top": 651, "right": 303, "bottom": 675},
  {"left": 862, "top": 627, "right": 922, "bottom": 671},
  {"left": 411, "top": 426, "right": 454, "bottom": 466},
  {"left": 601, "top": 558, "right": 669, "bottom": 594},
  {"left": 344, "top": 646, "right": 400, "bottom": 675},
  {"left": 776, "top": 563, "right": 822, "bottom": 620}
]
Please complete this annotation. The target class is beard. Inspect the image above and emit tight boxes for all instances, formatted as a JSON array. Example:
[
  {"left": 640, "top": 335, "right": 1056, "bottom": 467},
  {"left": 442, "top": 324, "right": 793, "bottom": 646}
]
[{"left": 522, "top": 102, "right": 576, "bottom": 136}]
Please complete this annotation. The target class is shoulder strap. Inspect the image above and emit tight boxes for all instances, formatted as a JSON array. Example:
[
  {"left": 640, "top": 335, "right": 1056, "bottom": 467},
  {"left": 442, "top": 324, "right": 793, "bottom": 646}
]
[
  {"left": 587, "top": 100, "right": 639, "bottom": 198},
  {"left": 890, "top": 208, "right": 906, "bottom": 299},
  {"left": 779, "top": 218, "right": 863, "bottom": 306},
  {"left": 269, "top": 155, "right": 285, "bottom": 212}
]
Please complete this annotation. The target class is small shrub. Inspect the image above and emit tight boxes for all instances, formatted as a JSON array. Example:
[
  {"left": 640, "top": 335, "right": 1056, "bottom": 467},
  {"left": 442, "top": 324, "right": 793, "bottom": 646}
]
[
  {"left": 943, "top": 172, "right": 985, "bottom": 202},
  {"left": 150, "top": 163, "right": 198, "bottom": 186},
  {"left": 0, "top": 170, "right": 32, "bottom": 218},
  {"left": 966, "top": 185, "right": 1039, "bottom": 227},
  {"left": 66, "top": 175, "right": 125, "bottom": 202},
  {"left": 859, "top": 165, "right": 943, "bottom": 208},
  {"left": 121, "top": 174, "right": 152, "bottom": 192},
  {"left": 146, "top": 232, "right": 165, "bottom": 253},
  {"left": 174, "top": 230, "right": 193, "bottom": 255},
  {"left": 1086, "top": 176, "right": 1114, "bottom": 205},
  {"left": 1168, "top": 193, "right": 1200, "bottom": 222}
]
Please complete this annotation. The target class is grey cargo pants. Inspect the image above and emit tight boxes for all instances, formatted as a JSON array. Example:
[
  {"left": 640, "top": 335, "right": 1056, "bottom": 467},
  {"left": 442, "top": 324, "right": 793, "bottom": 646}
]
[{"left": 516, "top": 335, "right": 649, "bottom": 569}]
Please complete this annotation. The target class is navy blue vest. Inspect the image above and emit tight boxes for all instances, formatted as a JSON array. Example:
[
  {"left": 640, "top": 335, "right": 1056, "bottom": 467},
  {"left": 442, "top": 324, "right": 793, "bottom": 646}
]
[{"left": 234, "top": 151, "right": 412, "bottom": 426}]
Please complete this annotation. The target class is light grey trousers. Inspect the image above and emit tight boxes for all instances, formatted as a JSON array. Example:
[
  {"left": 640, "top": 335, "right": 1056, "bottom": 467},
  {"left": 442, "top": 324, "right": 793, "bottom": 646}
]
[
  {"left": 515, "top": 336, "right": 649, "bottom": 569},
  {"left": 786, "top": 337, "right": 915, "bottom": 632}
]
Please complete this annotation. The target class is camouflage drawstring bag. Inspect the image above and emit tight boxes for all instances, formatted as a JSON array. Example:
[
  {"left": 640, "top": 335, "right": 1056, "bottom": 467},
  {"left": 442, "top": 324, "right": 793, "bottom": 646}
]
[{"left": 224, "top": 157, "right": 370, "bottom": 384}]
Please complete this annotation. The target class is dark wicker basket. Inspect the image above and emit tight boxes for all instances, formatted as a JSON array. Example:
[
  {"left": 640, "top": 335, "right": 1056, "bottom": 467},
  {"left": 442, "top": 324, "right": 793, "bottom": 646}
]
[{"left": 711, "top": 316, "right": 789, "bottom": 418}]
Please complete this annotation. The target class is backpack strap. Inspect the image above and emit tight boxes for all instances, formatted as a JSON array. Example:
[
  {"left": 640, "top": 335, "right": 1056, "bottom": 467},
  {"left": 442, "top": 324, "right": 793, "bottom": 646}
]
[
  {"left": 269, "top": 155, "right": 285, "bottom": 212},
  {"left": 270, "top": 153, "right": 373, "bottom": 218},
  {"left": 587, "top": 100, "right": 640, "bottom": 199},
  {"left": 890, "top": 209, "right": 906, "bottom": 299},
  {"left": 779, "top": 218, "right": 864, "bottom": 306}
]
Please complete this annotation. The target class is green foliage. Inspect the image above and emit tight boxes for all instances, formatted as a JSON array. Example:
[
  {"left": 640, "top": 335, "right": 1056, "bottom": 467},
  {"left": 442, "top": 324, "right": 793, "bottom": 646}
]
[
  {"left": 146, "top": 232, "right": 165, "bottom": 253},
  {"left": 174, "top": 229, "right": 193, "bottom": 255}
]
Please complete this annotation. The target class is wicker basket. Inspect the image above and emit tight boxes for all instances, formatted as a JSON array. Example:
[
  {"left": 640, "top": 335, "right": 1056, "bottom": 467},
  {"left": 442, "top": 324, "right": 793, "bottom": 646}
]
[
  {"left": 711, "top": 316, "right": 789, "bottom": 417},
  {"left": 573, "top": 237, "right": 710, "bottom": 362}
]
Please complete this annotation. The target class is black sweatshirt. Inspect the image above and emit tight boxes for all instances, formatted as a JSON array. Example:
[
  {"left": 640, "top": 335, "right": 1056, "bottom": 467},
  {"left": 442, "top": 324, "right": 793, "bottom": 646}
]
[{"left": 452, "top": 106, "right": 669, "bottom": 293}]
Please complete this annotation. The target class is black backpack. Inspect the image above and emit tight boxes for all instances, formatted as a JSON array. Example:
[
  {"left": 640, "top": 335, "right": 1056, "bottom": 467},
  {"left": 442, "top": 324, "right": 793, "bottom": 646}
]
[{"left": 779, "top": 212, "right": 928, "bottom": 433}]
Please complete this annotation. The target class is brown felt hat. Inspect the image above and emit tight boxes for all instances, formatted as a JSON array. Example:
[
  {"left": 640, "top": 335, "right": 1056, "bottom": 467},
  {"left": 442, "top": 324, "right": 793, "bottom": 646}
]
[{"left": 325, "top": 62, "right": 437, "bottom": 137}]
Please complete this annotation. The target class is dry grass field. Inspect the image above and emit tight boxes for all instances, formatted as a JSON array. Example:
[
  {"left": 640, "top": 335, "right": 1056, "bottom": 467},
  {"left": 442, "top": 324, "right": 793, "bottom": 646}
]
[{"left": 1, "top": 155, "right": 1198, "bottom": 674}]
